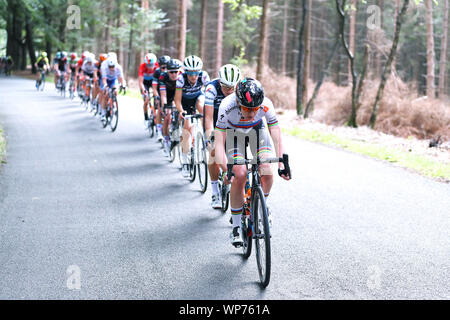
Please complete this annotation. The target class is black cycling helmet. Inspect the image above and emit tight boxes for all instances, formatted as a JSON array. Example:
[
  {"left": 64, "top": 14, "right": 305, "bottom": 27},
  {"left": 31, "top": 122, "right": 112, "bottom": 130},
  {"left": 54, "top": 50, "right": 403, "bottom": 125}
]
[
  {"left": 235, "top": 78, "right": 265, "bottom": 108},
  {"left": 158, "top": 55, "right": 171, "bottom": 66},
  {"left": 167, "top": 58, "right": 182, "bottom": 71}
]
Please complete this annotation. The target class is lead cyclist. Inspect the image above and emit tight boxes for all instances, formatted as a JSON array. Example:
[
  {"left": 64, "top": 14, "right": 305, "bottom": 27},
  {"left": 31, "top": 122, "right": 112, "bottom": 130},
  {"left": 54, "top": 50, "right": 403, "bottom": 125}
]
[{"left": 213, "top": 78, "right": 291, "bottom": 247}]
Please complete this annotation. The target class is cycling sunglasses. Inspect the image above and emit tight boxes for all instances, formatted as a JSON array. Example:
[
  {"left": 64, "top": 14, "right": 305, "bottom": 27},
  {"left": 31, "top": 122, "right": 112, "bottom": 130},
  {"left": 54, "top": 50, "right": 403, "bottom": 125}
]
[
  {"left": 220, "top": 83, "right": 235, "bottom": 91},
  {"left": 240, "top": 105, "right": 261, "bottom": 113},
  {"left": 186, "top": 71, "right": 200, "bottom": 76},
  {"left": 168, "top": 70, "right": 179, "bottom": 74}
]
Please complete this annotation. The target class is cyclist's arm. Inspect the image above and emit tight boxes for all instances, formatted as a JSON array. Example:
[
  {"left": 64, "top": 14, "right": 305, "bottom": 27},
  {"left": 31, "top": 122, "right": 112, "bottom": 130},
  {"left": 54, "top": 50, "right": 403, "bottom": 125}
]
[
  {"left": 214, "top": 128, "right": 227, "bottom": 172},
  {"left": 139, "top": 75, "right": 145, "bottom": 93},
  {"left": 160, "top": 83, "right": 167, "bottom": 106},
  {"left": 204, "top": 84, "right": 216, "bottom": 140},
  {"left": 152, "top": 80, "right": 159, "bottom": 98},
  {"left": 175, "top": 89, "right": 183, "bottom": 114}
]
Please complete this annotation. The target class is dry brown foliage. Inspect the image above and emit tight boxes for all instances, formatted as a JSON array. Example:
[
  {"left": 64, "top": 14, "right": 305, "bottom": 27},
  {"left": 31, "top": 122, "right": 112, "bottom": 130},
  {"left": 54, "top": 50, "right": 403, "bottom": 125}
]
[{"left": 244, "top": 65, "right": 450, "bottom": 143}]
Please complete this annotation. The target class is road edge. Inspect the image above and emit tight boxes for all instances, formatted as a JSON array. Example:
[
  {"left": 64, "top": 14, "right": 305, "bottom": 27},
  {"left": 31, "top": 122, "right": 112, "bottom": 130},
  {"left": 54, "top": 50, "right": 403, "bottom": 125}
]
[
  {"left": 283, "top": 127, "right": 450, "bottom": 183},
  {"left": 0, "top": 123, "right": 6, "bottom": 168}
]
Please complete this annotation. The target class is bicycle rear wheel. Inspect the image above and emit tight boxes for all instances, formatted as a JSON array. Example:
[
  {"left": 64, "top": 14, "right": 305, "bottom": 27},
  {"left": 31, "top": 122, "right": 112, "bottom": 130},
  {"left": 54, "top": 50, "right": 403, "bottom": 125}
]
[
  {"left": 109, "top": 98, "right": 119, "bottom": 132},
  {"left": 221, "top": 182, "right": 230, "bottom": 213},
  {"left": 196, "top": 134, "right": 208, "bottom": 193},
  {"left": 188, "top": 148, "right": 196, "bottom": 182},
  {"left": 252, "top": 186, "right": 271, "bottom": 288}
]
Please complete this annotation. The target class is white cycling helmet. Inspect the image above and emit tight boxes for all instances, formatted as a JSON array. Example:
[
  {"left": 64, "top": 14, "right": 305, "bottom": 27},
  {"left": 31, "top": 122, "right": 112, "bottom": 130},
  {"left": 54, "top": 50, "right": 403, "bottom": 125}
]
[
  {"left": 218, "top": 64, "right": 241, "bottom": 87},
  {"left": 107, "top": 52, "right": 117, "bottom": 62},
  {"left": 85, "top": 55, "right": 94, "bottom": 64},
  {"left": 107, "top": 59, "right": 116, "bottom": 68},
  {"left": 184, "top": 55, "right": 203, "bottom": 71},
  {"left": 145, "top": 53, "right": 157, "bottom": 65}
]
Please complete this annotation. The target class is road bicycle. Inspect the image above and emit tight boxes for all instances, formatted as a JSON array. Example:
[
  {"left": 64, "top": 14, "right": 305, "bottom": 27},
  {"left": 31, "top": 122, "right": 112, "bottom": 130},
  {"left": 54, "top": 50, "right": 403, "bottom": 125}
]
[
  {"left": 36, "top": 68, "right": 46, "bottom": 91},
  {"left": 82, "top": 77, "right": 94, "bottom": 111},
  {"left": 182, "top": 113, "right": 208, "bottom": 193},
  {"left": 218, "top": 168, "right": 230, "bottom": 213},
  {"left": 57, "top": 72, "right": 66, "bottom": 98},
  {"left": 102, "top": 85, "right": 126, "bottom": 132},
  {"left": 145, "top": 93, "right": 157, "bottom": 139},
  {"left": 226, "top": 153, "right": 290, "bottom": 288},
  {"left": 68, "top": 74, "right": 75, "bottom": 99}
]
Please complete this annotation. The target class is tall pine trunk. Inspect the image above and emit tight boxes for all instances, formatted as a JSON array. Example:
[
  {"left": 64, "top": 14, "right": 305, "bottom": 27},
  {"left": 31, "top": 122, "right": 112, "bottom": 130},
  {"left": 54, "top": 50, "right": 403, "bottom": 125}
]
[
  {"left": 301, "top": 0, "right": 312, "bottom": 109},
  {"left": 199, "top": 0, "right": 207, "bottom": 59},
  {"left": 216, "top": 0, "right": 224, "bottom": 73},
  {"left": 438, "top": 0, "right": 448, "bottom": 98},
  {"left": 178, "top": 0, "right": 187, "bottom": 61},
  {"left": 256, "top": 0, "right": 270, "bottom": 80},
  {"left": 425, "top": 0, "right": 436, "bottom": 98},
  {"left": 370, "top": 0, "right": 410, "bottom": 128}
]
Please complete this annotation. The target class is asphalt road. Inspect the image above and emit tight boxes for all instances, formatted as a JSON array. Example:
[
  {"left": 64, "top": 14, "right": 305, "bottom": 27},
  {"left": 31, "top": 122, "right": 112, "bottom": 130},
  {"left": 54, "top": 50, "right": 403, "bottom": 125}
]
[{"left": 0, "top": 76, "right": 449, "bottom": 299}]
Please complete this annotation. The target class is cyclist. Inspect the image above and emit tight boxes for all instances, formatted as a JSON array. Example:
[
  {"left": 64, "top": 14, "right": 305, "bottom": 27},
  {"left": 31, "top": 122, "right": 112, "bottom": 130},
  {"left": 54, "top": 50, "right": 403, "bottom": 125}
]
[
  {"left": 159, "top": 58, "right": 182, "bottom": 154},
  {"left": 55, "top": 52, "right": 69, "bottom": 90},
  {"left": 53, "top": 51, "right": 62, "bottom": 88},
  {"left": 67, "top": 52, "right": 79, "bottom": 94},
  {"left": 93, "top": 53, "right": 108, "bottom": 106},
  {"left": 75, "top": 51, "right": 90, "bottom": 97},
  {"left": 35, "top": 52, "right": 50, "bottom": 89},
  {"left": 175, "top": 55, "right": 210, "bottom": 177},
  {"left": 214, "top": 78, "right": 291, "bottom": 246},
  {"left": 100, "top": 57, "right": 125, "bottom": 122},
  {"left": 138, "top": 53, "right": 159, "bottom": 133},
  {"left": 151, "top": 55, "right": 170, "bottom": 140},
  {"left": 80, "top": 54, "right": 98, "bottom": 102},
  {"left": 204, "top": 64, "right": 241, "bottom": 209}
]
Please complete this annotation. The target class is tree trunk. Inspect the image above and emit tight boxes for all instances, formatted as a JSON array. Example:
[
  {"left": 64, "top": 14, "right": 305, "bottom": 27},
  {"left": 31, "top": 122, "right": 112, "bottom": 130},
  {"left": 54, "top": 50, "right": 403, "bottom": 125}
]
[
  {"left": 178, "top": 0, "right": 187, "bottom": 61},
  {"left": 336, "top": 0, "right": 358, "bottom": 127},
  {"left": 296, "top": 0, "right": 307, "bottom": 116},
  {"left": 438, "top": 0, "right": 448, "bottom": 98},
  {"left": 256, "top": 0, "right": 270, "bottom": 80},
  {"left": 25, "top": 12, "right": 36, "bottom": 74},
  {"left": 281, "top": 0, "right": 288, "bottom": 74},
  {"left": 301, "top": 0, "right": 312, "bottom": 109},
  {"left": 348, "top": 0, "right": 356, "bottom": 80},
  {"left": 216, "top": 0, "right": 224, "bottom": 73},
  {"left": 199, "top": 0, "right": 207, "bottom": 59},
  {"left": 425, "top": 0, "right": 436, "bottom": 98},
  {"left": 375, "top": 0, "right": 384, "bottom": 78},
  {"left": 370, "top": 0, "right": 410, "bottom": 128}
]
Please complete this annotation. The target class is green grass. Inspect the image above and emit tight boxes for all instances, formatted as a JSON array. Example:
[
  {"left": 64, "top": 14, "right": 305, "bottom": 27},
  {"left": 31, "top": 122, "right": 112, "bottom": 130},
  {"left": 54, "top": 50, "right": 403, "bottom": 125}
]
[
  {"left": 0, "top": 125, "right": 6, "bottom": 165},
  {"left": 284, "top": 127, "right": 450, "bottom": 181}
]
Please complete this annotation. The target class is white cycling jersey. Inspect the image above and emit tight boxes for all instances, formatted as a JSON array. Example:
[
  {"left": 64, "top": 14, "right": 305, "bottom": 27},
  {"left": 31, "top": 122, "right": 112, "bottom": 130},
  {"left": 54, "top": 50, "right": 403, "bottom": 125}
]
[
  {"left": 215, "top": 93, "right": 279, "bottom": 134},
  {"left": 101, "top": 59, "right": 123, "bottom": 81},
  {"left": 81, "top": 60, "right": 97, "bottom": 75}
]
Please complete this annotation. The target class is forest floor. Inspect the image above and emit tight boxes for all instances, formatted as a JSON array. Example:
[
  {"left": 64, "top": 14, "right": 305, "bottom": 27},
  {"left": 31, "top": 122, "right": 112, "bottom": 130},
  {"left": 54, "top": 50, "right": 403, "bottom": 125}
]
[{"left": 278, "top": 109, "right": 450, "bottom": 182}]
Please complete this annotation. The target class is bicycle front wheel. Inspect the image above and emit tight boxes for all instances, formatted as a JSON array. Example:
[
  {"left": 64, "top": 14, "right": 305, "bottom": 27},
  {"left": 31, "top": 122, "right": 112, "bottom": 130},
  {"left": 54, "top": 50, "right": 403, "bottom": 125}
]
[
  {"left": 196, "top": 134, "right": 208, "bottom": 193},
  {"left": 109, "top": 98, "right": 119, "bottom": 132},
  {"left": 252, "top": 186, "right": 271, "bottom": 288}
]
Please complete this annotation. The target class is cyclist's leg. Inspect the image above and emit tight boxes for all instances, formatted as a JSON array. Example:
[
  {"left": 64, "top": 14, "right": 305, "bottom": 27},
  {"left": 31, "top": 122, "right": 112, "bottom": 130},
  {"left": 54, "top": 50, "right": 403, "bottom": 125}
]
[
  {"left": 225, "top": 134, "right": 247, "bottom": 242},
  {"left": 251, "top": 128, "right": 274, "bottom": 199}
]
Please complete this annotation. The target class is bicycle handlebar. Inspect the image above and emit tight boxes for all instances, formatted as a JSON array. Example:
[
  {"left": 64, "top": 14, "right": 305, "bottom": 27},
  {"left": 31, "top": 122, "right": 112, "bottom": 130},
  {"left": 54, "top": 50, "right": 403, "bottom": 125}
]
[{"left": 226, "top": 153, "right": 291, "bottom": 180}]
